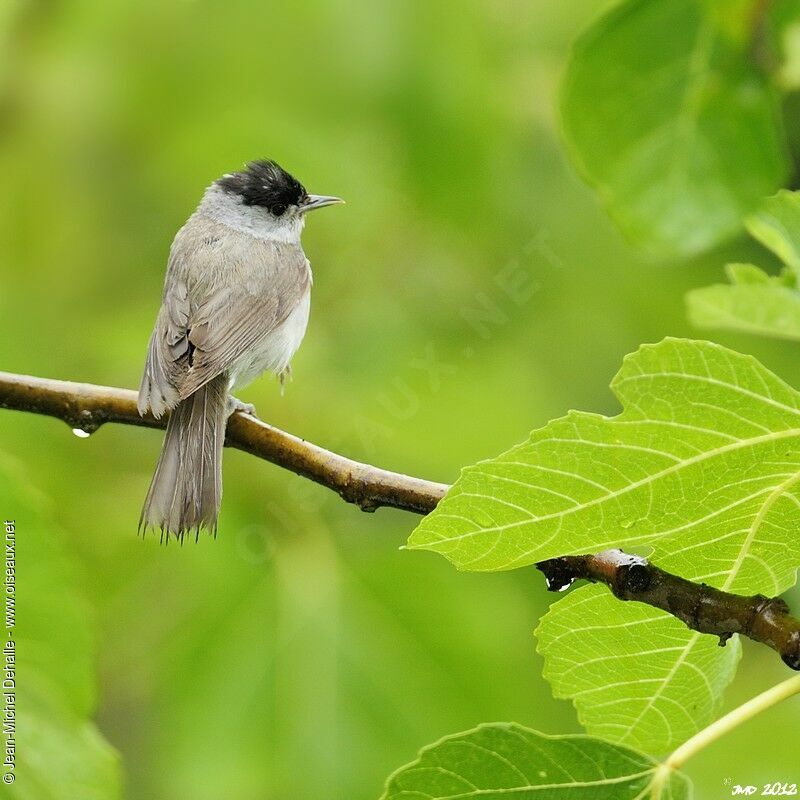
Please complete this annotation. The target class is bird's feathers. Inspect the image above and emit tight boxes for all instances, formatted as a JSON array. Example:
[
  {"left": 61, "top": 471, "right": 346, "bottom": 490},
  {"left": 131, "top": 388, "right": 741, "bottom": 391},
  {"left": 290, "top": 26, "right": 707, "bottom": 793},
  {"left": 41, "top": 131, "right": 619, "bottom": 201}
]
[
  {"left": 139, "top": 373, "right": 227, "bottom": 539},
  {"left": 138, "top": 214, "right": 311, "bottom": 417}
]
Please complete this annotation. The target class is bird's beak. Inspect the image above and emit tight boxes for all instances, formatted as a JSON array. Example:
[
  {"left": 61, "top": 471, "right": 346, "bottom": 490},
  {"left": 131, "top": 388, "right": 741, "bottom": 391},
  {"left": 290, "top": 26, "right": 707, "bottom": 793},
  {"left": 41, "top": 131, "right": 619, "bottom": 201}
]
[{"left": 300, "top": 194, "right": 345, "bottom": 213}]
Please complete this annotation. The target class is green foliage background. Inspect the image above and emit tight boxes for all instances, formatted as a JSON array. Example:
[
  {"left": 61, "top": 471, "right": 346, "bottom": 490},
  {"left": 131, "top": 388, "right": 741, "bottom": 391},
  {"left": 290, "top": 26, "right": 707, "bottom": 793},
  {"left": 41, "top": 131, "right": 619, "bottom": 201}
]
[{"left": 0, "top": 0, "right": 798, "bottom": 797}]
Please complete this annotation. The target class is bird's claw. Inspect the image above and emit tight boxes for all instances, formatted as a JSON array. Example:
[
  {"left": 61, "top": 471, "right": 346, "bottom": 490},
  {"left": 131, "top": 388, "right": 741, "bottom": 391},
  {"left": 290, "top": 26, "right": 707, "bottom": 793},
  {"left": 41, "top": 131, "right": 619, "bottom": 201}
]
[{"left": 227, "top": 396, "right": 257, "bottom": 417}]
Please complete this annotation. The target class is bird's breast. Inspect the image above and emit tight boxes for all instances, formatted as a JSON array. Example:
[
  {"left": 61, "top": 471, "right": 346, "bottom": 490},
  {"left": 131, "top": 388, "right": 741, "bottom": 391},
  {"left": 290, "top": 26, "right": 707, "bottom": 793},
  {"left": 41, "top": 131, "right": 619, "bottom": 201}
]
[{"left": 228, "top": 285, "right": 311, "bottom": 390}]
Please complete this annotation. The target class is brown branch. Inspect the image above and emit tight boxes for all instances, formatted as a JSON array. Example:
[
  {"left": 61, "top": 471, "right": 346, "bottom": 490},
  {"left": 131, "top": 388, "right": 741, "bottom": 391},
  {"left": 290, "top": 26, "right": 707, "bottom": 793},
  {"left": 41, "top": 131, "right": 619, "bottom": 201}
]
[
  {"left": 1, "top": 370, "right": 799, "bottom": 669},
  {"left": 538, "top": 551, "right": 800, "bottom": 670},
  {"left": 0, "top": 371, "right": 447, "bottom": 514}
]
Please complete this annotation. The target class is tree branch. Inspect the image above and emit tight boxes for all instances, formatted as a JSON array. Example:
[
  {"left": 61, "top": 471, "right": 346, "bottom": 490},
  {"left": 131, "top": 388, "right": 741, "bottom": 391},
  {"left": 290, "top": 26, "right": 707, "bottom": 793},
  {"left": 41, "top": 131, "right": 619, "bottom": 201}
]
[
  {"left": 537, "top": 551, "right": 800, "bottom": 670},
  {"left": 0, "top": 371, "right": 447, "bottom": 515},
  {"left": 1, "top": 370, "right": 799, "bottom": 669}
]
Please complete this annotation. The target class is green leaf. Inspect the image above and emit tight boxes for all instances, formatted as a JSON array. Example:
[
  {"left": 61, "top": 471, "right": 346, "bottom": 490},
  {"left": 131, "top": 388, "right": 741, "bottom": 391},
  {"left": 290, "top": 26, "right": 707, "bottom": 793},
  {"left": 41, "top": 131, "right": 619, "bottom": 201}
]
[
  {"left": 561, "top": 0, "right": 787, "bottom": 257},
  {"left": 687, "top": 191, "right": 800, "bottom": 341},
  {"left": 409, "top": 338, "right": 800, "bottom": 588},
  {"left": 380, "top": 723, "right": 691, "bottom": 800},
  {"left": 687, "top": 279, "right": 800, "bottom": 340},
  {"left": 408, "top": 338, "right": 800, "bottom": 751},
  {"left": 0, "top": 453, "right": 121, "bottom": 800},
  {"left": 746, "top": 189, "right": 800, "bottom": 275},
  {"left": 724, "top": 263, "right": 771, "bottom": 284},
  {"left": 536, "top": 587, "right": 740, "bottom": 755},
  {"left": 777, "top": 6, "right": 800, "bottom": 90}
]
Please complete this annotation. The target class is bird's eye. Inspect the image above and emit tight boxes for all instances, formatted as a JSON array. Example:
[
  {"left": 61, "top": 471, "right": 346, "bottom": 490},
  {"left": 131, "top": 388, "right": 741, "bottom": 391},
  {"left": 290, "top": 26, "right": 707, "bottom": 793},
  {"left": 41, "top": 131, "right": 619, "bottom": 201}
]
[{"left": 272, "top": 204, "right": 287, "bottom": 216}]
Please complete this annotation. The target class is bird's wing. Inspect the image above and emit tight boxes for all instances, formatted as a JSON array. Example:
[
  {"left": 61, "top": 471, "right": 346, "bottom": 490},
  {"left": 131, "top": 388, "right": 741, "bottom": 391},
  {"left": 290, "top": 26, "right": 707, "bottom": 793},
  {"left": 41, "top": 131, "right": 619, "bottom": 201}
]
[{"left": 138, "top": 219, "right": 309, "bottom": 417}]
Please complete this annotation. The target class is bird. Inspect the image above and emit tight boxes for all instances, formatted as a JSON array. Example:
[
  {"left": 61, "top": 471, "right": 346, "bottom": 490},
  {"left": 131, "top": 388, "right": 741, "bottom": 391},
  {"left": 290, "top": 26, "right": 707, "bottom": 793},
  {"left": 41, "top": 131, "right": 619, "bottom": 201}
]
[{"left": 137, "top": 159, "right": 343, "bottom": 540}]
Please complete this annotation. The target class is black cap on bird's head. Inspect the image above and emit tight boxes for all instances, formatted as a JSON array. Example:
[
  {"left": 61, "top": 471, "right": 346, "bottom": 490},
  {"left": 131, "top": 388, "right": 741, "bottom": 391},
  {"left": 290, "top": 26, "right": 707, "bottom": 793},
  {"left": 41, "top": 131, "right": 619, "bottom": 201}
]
[{"left": 217, "top": 159, "right": 343, "bottom": 217}]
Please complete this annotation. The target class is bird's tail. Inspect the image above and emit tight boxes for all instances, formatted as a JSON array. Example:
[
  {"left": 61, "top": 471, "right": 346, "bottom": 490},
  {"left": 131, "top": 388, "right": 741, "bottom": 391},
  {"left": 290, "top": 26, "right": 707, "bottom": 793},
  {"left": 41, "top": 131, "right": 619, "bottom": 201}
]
[{"left": 140, "top": 374, "right": 228, "bottom": 541}]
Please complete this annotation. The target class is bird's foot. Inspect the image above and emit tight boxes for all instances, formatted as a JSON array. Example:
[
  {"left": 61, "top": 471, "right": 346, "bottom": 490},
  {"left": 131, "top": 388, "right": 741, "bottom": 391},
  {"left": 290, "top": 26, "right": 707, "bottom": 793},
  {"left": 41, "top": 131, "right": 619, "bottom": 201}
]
[
  {"left": 278, "top": 365, "right": 292, "bottom": 397},
  {"left": 227, "top": 396, "right": 257, "bottom": 417}
]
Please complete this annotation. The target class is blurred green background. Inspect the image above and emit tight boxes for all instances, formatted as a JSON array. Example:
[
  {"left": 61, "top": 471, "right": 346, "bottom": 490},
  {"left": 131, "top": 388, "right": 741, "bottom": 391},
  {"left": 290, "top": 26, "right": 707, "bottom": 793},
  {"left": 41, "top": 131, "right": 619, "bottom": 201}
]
[{"left": 1, "top": 0, "right": 798, "bottom": 798}]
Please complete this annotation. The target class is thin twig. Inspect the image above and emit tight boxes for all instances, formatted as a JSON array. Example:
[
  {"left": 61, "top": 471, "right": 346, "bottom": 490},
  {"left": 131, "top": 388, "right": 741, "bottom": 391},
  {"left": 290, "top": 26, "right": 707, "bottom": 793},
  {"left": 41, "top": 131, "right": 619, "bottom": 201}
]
[{"left": 1, "top": 370, "right": 799, "bottom": 669}]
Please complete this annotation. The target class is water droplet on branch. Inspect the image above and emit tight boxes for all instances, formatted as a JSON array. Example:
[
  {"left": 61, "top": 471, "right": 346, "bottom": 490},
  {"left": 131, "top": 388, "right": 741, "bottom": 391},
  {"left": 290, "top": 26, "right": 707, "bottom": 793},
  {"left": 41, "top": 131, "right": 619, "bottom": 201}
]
[
  {"left": 541, "top": 567, "right": 576, "bottom": 593},
  {"left": 72, "top": 428, "right": 91, "bottom": 439}
]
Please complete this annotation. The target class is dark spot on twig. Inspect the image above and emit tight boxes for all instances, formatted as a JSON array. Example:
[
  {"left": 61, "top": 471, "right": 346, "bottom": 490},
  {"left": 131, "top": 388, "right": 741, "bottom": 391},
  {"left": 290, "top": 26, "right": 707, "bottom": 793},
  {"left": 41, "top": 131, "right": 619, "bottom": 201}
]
[
  {"left": 621, "top": 563, "right": 651, "bottom": 593},
  {"left": 781, "top": 631, "right": 800, "bottom": 671},
  {"left": 537, "top": 558, "right": 578, "bottom": 593}
]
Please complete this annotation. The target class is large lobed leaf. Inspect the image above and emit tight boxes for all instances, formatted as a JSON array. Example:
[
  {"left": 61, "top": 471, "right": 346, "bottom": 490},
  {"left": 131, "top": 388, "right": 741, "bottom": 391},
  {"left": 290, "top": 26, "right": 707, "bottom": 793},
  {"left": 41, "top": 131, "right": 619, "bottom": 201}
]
[
  {"left": 688, "top": 190, "right": 800, "bottom": 340},
  {"left": 408, "top": 338, "right": 800, "bottom": 751},
  {"left": 561, "top": 0, "right": 787, "bottom": 257},
  {"left": 409, "top": 337, "right": 800, "bottom": 587},
  {"left": 381, "top": 723, "right": 690, "bottom": 800},
  {"left": 536, "top": 588, "right": 740, "bottom": 755}
]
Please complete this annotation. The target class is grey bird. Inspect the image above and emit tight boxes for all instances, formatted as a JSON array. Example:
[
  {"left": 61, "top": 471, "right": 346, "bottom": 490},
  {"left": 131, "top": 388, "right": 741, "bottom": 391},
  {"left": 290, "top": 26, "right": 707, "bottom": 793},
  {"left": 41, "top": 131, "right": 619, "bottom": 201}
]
[{"left": 137, "top": 159, "right": 343, "bottom": 540}]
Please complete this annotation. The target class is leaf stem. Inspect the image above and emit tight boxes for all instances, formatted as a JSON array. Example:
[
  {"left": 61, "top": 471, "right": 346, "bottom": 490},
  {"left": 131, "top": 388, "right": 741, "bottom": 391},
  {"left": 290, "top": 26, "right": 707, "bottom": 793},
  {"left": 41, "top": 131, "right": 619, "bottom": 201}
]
[
  {"left": 666, "top": 674, "right": 800, "bottom": 770},
  {"left": 650, "top": 674, "right": 800, "bottom": 799}
]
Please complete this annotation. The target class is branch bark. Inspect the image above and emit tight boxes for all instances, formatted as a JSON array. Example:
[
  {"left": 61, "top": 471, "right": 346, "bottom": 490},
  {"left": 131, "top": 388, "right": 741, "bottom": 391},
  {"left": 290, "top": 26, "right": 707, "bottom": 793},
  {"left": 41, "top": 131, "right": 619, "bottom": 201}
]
[
  {"left": 0, "top": 370, "right": 446, "bottom": 515},
  {"left": 538, "top": 551, "right": 800, "bottom": 670},
  {"left": 1, "top": 370, "right": 799, "bottom": 669}
]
